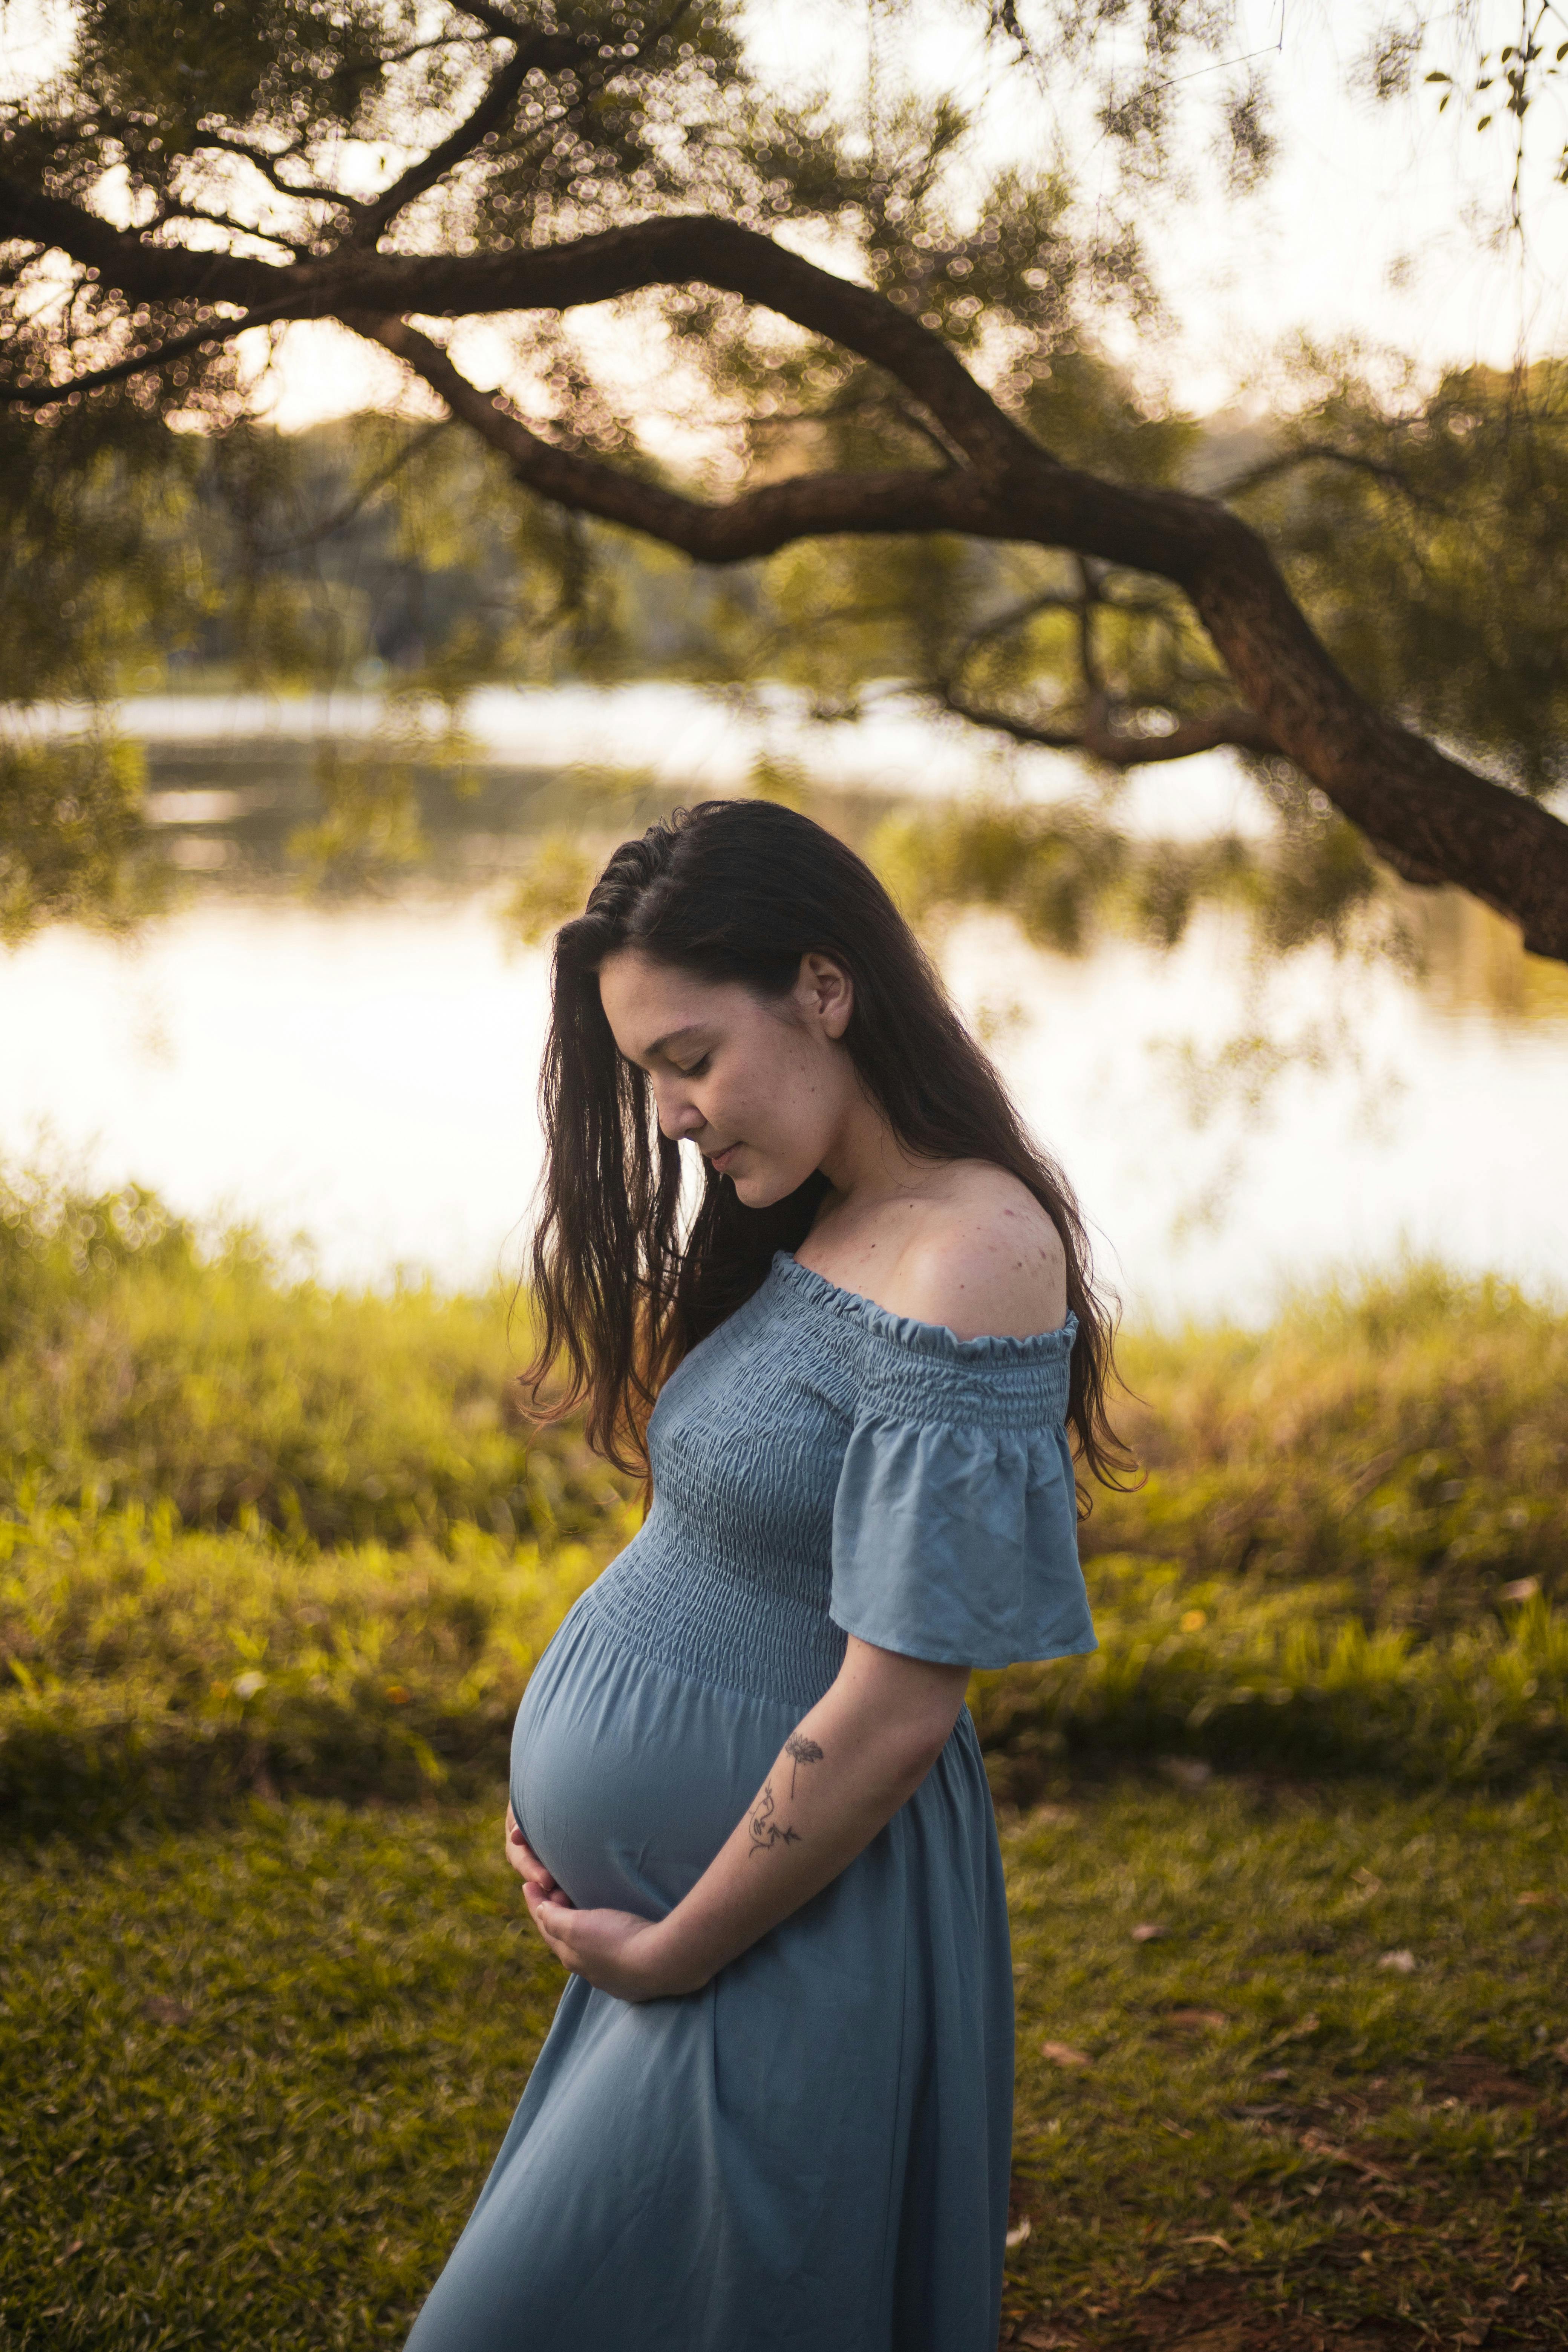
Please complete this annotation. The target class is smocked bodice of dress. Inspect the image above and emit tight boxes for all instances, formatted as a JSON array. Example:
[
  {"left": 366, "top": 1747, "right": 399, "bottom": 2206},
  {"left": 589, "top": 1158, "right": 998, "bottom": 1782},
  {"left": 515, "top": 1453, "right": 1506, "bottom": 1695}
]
[{"left": 583, "top": 1250, "right": 1095, "bottom": 1710}]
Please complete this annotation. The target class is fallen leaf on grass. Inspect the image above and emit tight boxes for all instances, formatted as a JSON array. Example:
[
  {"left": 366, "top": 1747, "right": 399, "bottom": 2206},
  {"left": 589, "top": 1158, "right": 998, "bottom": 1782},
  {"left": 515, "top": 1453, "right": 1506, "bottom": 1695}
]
[
  {"left": 1299, "top": 2127, "right": 1396, "bottom": 2184},
  {"left": 1377, "top": 1949, "right": 1417, "bottom": 1972},
  {"left": 1501, "top": 1577, "right": 1539, "bottom": 1602},
  {"left": 1017, "top": 2326, "right": 1075, "bottom": 2349},
  {"left": 1263, "top": 2012, "right": 1319, "bottom": 2047},
  {"left": 52, "top": 2242, "right": 84, "bottom": 2267},
  {"left": 1166, "top": 2008, "right": 1228, "bottom": 2031},
  {"left": 1040, "top": 2040, "right": 1092, "bottom": 2067},
  {"left": 1553, "top": 2040, "right": 1568, "bottom": 2065},
  {"left": 1161, "top": 2118, "right": 1194, "bottom": 2139},
  {"left": 1182, "top": 2232, "right": 1233, "bottom": 2253},
  {"left": 143, "top": 1997, "right": 194, "bottom": 2026},
  {"left": 1131, "top": 1923, "right": 1167, "bottom": 1943},
  {"left": 1006, "top": 2216, "right": 1032, "bottom": 2249},
  {"left": 1515, "top": 1891, "right": 1554, "bottom": 1909}
]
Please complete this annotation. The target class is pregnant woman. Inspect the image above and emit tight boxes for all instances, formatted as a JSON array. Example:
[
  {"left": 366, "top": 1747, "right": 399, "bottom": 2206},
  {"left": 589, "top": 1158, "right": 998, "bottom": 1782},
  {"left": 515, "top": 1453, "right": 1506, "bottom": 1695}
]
[{"left": 407, "top": 797, "right": 1125, "bottom": 2351}]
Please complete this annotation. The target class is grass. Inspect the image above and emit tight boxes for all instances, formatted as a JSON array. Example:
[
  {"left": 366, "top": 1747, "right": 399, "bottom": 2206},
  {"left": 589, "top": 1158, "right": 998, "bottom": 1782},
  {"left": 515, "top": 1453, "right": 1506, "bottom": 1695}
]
[
  {"left": 0, "top": 1167, "right": 617, "bottom": 1547},
  {"left": 2, "top": 1174, "right": 1564, "bottom": 1831},
  {"left": 1000, "top": 1779, "right": 1568, "bottom": 2348},
  {"left": 2, "top": 1168, "right": 1567, "bottom": 2344},
  {"left": 1096, "top": 1269, "right": 1568, "bottom": 1632},
  {"left": 2, "top": 1781, "right": 1563, "bottom": 2349}
]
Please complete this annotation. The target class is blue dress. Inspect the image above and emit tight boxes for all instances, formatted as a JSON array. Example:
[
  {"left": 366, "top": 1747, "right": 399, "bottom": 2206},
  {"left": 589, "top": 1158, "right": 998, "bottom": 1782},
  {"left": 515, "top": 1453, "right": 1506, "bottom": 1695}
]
[{"left": 407, "top": 1252, "right": 1095, "bottom": 2352}]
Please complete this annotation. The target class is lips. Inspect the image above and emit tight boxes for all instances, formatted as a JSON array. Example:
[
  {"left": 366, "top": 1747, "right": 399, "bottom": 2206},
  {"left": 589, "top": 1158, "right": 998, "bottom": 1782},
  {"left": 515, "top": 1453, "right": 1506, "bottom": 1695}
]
[{"left": 708, "top": 1143, "right": 741, "bottom": 1173}]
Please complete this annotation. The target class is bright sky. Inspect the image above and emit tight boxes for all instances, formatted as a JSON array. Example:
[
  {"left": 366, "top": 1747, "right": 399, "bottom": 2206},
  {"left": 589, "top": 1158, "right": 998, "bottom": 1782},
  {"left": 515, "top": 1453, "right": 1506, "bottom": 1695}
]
[{"left": 6, "top": 0, "right": 1568, "bottom": 427}]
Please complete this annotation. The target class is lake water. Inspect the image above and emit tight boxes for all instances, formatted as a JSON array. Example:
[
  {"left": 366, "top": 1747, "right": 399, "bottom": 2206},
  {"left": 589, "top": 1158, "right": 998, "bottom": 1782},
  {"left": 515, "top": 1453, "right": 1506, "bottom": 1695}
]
[{"left": 6, "top": 689, "right": 1567, "bottom": 1323}]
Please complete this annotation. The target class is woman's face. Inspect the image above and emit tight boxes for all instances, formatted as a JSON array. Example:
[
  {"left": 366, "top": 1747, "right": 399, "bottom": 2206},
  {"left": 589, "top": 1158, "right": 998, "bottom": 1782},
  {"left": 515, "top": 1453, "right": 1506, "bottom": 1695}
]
[{"left": 597, "top": 948, "right": 860, "bottom": 1207}]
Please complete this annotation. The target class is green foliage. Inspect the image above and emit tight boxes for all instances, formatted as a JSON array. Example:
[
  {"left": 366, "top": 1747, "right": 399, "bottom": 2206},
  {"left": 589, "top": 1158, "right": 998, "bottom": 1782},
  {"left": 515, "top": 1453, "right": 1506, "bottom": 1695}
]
[
  {"left": 868, "top": 793, "right": 1386, "bottom": 960},
  {"left": 2, "top": 1171, "right": 1565, "bottom": 1835},
  {"left": 1235, "top": 360, "right": 1568, "bottom": 799},
  {"left": 5, "top": 0, "right": 1568, "bottom": 959},
  {"left": 499, "top": 828, "right": 598, "bottom": 945},
  {"left": 975, "top": 1264, "right": 1568, "bottom": 1800},
  {"left": 0, "top": 392, "right": 209, "bottom": 934},
  {"left": 0, "top": 1508, "right": 611, "bottom": 1834},
  {"left": 0, "top": 1166, "right": 622, "bottom": 1544},
  {"left": 1098, "top": 1266, "right": 1568, "bottom": 1619},
  {"left": 2, "top": 1784, "right": 1564, "bottom": 2345},
  {"left": 0, "top": 733, "right": 165, "bottom": 943},
  {"left": 974, "top": 1571, "right": 1568, "bottom": 1801}
]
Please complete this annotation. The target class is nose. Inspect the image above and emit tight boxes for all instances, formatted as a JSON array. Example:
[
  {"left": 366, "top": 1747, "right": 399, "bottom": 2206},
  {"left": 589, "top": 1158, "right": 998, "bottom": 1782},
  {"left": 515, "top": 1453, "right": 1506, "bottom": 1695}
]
[{"left": 654, "top": 1080, "right": 703, "bottom": 1141}]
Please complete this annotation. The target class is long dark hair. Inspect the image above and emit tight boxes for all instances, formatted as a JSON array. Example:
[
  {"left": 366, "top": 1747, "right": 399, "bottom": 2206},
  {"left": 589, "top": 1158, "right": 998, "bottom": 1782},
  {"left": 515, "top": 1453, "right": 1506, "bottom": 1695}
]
[{"left": 523, "top": 798, "right": 1129, "bottom": 1500}]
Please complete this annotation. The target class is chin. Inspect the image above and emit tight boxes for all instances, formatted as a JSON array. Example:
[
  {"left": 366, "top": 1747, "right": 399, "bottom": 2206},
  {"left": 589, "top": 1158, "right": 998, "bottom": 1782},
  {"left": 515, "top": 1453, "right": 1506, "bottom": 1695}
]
[{"left": 728, "top": 1163, "right": 801, "bottom": 1211}]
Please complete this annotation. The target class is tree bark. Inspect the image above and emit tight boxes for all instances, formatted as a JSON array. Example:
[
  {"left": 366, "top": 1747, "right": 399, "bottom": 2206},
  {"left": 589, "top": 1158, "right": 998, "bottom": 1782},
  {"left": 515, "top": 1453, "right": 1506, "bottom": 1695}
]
[{"left": 6, "top": 181, "right": 1568, "bottom": 959}]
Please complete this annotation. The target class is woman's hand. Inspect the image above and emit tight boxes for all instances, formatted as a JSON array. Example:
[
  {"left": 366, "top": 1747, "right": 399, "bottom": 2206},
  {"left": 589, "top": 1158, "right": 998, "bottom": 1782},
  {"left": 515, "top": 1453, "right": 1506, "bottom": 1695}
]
[
  {"left": 524, "top": 1885, "right": 700, "bottom": 2002},
  {"left": 503, "top": 1804, "right": 560, "bottom": 1900},
  {"left": 505, "top": 1806, "right": 695, "bottom": 2000}
]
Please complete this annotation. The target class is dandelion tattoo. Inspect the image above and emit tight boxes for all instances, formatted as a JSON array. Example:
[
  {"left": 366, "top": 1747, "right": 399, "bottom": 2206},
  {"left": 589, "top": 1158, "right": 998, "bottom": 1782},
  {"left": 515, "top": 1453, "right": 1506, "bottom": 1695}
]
[
  {"left": 747, "top": 1737, "right": 824, "bottom": 1856},
  {"left": 784, "top": 1732, "right": 824, "bottom": 1797}
]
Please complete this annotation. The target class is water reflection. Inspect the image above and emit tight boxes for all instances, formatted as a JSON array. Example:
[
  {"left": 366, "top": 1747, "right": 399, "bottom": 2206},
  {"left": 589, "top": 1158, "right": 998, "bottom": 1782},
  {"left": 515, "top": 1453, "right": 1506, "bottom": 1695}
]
[
  {"left": 3, "top": 887, "right": 1564, "bottom": 1322},
  {"left": 6, "top": 694, "right": 1566, "bottom": 1316}
]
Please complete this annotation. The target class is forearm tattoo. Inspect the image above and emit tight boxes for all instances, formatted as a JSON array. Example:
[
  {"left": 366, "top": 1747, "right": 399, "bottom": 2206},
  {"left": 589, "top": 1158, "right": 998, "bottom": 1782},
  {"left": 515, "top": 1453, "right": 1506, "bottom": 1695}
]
[
  {"left": 747, "top": 1779, "right": 801, "bottom": 1856},
  {"left": 746, "top": 1733, "right": 825, "bottom": 1858}
]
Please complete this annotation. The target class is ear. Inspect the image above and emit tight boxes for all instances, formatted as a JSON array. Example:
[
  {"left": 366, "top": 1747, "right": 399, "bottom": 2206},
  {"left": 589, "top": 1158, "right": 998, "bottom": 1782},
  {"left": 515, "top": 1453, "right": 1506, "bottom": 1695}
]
[{"left": 797, "top": 952, "right": 853, "bottom": 1040}]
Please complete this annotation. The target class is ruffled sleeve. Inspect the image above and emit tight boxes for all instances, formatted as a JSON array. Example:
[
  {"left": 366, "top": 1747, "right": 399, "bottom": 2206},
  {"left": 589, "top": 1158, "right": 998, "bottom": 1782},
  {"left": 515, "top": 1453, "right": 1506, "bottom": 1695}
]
[{"left": 828, "top": 1305, "right": 1095, "bottom": 1671}]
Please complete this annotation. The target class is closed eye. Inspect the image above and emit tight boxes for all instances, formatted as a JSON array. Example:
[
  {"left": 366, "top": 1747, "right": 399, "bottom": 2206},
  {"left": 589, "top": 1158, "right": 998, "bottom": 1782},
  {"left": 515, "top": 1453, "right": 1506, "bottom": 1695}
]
[{"left": 675, "top": 1054, "right": 711, "bottom": 1078}]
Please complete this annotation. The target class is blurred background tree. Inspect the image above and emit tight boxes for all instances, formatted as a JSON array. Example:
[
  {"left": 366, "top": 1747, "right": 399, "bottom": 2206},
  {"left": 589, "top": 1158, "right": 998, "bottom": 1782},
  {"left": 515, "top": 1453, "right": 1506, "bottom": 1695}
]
[{"left": 3, "top": 0, "right": 1568, "bottom": 958}]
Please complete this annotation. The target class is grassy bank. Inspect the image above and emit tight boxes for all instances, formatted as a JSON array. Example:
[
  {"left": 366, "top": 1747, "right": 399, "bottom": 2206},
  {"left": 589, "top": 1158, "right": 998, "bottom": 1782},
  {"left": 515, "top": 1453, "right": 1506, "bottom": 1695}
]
[
  {"left": 4, "top": 1171, "right": 1568, "bottom": 2347},
  {"left": 2, "top": 1782, "right": 1563, "bottom": 2349},
  {"left": 1, "top": 1173, "right": 1565, "bottom": 1831}
]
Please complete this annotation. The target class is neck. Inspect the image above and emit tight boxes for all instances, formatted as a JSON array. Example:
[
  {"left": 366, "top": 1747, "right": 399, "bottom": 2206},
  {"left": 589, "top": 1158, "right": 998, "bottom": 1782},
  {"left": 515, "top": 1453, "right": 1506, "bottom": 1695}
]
[{"left": 815, "top": 1087, "right": 942, "bottom": 1214}]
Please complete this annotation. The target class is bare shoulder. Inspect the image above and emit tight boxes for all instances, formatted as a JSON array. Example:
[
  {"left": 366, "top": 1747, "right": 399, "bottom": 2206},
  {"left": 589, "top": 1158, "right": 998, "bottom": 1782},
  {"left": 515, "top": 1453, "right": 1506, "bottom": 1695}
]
[{"left": 896, "top": 1164, "right": 1068, "bottom": 1341}]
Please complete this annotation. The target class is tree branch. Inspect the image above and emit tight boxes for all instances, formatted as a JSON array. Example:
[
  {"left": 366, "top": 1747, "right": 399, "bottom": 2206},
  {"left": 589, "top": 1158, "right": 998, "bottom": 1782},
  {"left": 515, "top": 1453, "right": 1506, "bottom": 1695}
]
[
  {"left": 186, "top": 132, "right": 368, "bottom": 215},
  {"left": 345, "top": 311, "right": 975, "bottom": 553},
  {"left": 351, "top": 314, "right": 1568, "bottom": 957},
  {"left": 349, "top": 36, "right": 566, "bottom": 248},
  {"left": 0, "top": 193, "right": 1050, "bottom": 476},
  {"left": 934, "top": 681, "right": 1281, "bottom": 764},
  {"left": 0, "top": 295, "right": 302, "bottom": 406},
  {"left": 5, "top": 170, "right": 1568, "bottom": 957},
  {"left": 243, "top": 419, "right": 453, "bottom": 557},
  {"left": 347, "top": 1, "right": 698, "bottom": 248},
  {"left": 1220, "top": 441, "right": 1440, "bottom": 508}
]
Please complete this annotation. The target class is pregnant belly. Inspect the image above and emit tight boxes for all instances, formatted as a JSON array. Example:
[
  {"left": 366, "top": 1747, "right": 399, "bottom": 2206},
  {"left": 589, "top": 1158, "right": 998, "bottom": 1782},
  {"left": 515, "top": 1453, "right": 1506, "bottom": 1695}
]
[{"left": 510, "top": 1592, "right": 800, "bottom": 1917}]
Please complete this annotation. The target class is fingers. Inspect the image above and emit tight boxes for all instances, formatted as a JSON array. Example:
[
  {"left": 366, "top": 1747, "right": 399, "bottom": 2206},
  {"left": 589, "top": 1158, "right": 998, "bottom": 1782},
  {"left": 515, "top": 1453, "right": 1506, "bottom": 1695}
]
[
  {"left": 524, "top": 1880, "right": 580, "bottom": 1970},
  {"left": 502, "top": 1810, "right": 559, "bottom": 1897}
]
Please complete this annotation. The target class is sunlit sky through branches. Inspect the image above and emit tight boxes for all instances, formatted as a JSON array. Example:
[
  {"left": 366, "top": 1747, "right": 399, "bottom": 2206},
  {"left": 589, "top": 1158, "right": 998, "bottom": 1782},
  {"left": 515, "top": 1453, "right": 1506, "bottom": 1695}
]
[{"left": 6, "top": 0, "right": 1568, "bottom": 429}]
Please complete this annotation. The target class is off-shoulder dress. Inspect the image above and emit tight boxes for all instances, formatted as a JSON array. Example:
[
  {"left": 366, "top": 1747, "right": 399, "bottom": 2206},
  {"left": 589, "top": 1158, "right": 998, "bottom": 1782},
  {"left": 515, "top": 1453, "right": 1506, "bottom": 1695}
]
[{"left": 406, "top": 1249, "right": 1096, "bottom": 2352}]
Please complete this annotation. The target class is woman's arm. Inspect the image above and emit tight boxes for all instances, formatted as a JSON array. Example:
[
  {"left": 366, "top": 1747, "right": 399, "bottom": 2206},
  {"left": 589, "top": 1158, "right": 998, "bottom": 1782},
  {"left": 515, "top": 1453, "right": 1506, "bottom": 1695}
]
[{"left": 507, "top": 1635, "right": 969, "bottom": 2001}]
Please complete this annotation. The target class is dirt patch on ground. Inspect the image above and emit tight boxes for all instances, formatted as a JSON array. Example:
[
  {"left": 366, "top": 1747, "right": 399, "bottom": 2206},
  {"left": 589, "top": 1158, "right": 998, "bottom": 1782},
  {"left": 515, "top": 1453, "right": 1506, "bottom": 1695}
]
[
  {"left": 1412, "top": 2054, "right": 1539, "bottom": 2108},
  {"left": 1001, "top": 2280, "right": 1403, "bottom": 2350}
]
